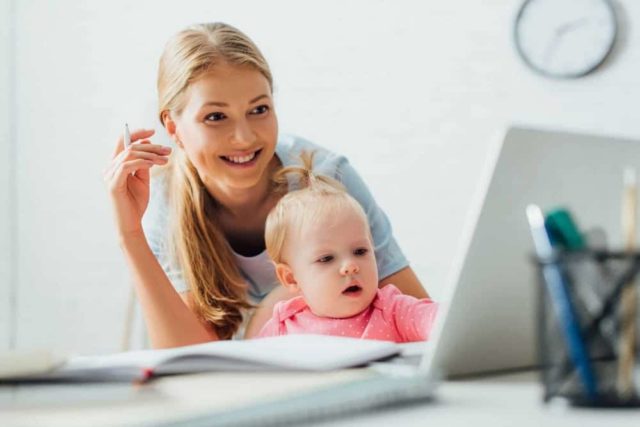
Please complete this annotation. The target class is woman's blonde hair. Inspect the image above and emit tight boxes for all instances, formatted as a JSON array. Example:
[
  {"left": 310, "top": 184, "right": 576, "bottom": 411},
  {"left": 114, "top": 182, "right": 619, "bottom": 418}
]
[
  {"left": 157, "top": 23, "right": 273, "bottom": 339},
  {"left": 265, "top": 152, "right": 370, "bottom": 264}
]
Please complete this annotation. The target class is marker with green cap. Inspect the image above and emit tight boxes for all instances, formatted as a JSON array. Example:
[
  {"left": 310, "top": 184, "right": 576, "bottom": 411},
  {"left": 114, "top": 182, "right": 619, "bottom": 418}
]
[{"left": 545, "top": 208, "right": 586, "bottom": 250}]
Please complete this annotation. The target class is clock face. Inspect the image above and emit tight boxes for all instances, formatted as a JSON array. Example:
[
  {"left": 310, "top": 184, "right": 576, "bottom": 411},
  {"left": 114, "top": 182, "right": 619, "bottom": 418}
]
[{"left": 514, "top": 0, "right": 617, "bottom": 78}]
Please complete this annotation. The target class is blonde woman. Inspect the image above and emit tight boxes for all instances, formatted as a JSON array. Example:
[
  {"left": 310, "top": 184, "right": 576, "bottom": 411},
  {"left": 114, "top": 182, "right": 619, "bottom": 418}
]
[{"left": 104, "top": 22, "right": 428, "bottom": 348}]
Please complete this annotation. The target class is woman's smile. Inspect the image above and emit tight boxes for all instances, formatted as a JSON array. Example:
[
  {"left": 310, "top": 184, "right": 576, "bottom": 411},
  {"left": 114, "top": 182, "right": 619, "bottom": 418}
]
[{"left": 220, "top": 148, "right": 263, "bottom": 168}]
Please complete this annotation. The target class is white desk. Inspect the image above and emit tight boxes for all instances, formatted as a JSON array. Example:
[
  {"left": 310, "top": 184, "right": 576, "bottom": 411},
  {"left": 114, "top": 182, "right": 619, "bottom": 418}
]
[
  {"left": 1, "top": 370, "right": 638, "bottom": 427},
  {"left": 318, "top": 372, "right": 640, "bottom": 427}
]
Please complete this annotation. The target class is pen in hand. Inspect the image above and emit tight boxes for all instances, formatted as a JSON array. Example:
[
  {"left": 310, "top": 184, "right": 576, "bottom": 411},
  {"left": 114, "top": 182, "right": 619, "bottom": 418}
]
[
  {"left": 124, "top": 123, "right": 131, "bottom": 149},
  {"left": 121, "top": 124, "right": 168, "bottom": 178},
  {"left": 124, "top": 123, "right": 136, "bottom": 176}
]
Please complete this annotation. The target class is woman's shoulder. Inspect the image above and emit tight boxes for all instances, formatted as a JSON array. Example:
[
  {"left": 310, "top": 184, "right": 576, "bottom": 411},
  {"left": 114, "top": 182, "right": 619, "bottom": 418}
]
[{"left": 276, "top": 133, "right": 348, "bottom": 178}]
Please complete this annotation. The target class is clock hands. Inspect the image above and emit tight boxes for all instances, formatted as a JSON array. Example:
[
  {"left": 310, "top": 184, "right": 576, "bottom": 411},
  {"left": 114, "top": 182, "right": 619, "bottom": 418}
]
[
  {"left": 555, "top": 17, "right": 590, "bottom": 37},
  {"left": 543, "top": 17, "right": 591, "bottom": 67}
]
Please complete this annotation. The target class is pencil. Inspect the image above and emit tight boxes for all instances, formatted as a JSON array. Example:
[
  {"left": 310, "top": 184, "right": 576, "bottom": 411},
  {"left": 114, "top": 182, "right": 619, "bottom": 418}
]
[
  {"left": 124, "top": 123, "right": 131, "bottom": 148},
  {"left": 617, "top": 167, "right": 637, "bottom": 398}
]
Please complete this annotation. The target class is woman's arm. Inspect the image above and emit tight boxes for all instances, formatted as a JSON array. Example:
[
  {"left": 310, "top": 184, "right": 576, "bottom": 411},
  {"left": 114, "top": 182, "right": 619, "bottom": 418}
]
[
  {"left": 379, "top": 266, "right": 429, "bottom": 299},
  {"left": 105, "top": 128, "right": 217, "bottom": 349},
  {"left": 122, "top": 232, "right": 219, "bottom": 348}
]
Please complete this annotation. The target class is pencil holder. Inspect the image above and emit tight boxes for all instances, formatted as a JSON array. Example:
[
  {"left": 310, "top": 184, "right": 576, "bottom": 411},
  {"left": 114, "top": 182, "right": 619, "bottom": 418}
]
[{"left": 534, "top": 249, "right": 640, "bottom": 407}]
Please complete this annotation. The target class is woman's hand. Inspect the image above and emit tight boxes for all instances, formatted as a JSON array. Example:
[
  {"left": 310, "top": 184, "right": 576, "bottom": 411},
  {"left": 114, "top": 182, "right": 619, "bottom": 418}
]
[{"left": 103, "top": 128, "right": 171, "bottom": 239}]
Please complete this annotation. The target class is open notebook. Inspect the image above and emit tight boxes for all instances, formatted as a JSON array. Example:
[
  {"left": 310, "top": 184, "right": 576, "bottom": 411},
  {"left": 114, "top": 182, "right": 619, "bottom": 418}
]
[{"left": 0, "top": 335, "right": 400, "bottom": 383}]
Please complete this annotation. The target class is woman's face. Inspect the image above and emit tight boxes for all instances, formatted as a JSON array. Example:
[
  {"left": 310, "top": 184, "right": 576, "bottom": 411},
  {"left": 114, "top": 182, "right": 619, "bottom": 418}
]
[{"left": 171, "top": 62, "right": 278, "bottom": 196}]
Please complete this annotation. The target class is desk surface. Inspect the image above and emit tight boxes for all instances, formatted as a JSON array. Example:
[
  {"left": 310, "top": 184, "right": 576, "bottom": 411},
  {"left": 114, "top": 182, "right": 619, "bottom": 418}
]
[
  {"left": 1, "top": 370, "right": 638, "bottom": 427},
  {"left": 318, "top": 371, "right": 640, "bottom": 427}
]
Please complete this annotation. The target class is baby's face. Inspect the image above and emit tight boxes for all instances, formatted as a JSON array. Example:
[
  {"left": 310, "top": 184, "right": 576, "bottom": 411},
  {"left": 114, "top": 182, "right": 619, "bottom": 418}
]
[{"left": 284, "top": 208, "right": 379, "bottom": 318}]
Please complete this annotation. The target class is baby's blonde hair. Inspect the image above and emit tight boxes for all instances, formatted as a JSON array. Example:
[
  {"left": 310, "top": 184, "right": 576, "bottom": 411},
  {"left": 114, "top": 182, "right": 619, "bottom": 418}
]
[{"left": 265, "top": 152, "right": 371, "bottom": 264}]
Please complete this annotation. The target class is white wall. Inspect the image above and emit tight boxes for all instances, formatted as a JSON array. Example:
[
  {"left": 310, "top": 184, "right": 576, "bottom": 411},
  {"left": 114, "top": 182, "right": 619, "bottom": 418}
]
[
  {"left": 0, "top": 0, "right": 15, "bottom": 351},
  {"left": 7, "top": 0, "right": 640, "bottom": 353}
]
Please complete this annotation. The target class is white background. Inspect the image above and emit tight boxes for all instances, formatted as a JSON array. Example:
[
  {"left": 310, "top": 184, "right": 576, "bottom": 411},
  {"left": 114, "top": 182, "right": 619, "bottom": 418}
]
[
  {"left": 1, "top": 0, "right": 13, "bottom": 351},
  {"left": 1, "top": 0, "right": 639, "bottom": 354}
]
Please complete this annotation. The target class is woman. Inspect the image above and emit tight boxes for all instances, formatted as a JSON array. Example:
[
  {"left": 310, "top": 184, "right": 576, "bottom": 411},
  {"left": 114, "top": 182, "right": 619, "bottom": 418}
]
[{"left": 104, "top": 22, "right": 427, "bottom": 348}]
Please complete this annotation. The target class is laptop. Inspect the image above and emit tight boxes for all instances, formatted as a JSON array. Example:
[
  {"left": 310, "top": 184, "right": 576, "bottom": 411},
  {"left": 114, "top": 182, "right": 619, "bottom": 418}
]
[
  {"left": 429, "top": 126, "right": 640, "bottom": 378},
  {"left": 159, "top": 126, "right": 640, "bottom": 426}
]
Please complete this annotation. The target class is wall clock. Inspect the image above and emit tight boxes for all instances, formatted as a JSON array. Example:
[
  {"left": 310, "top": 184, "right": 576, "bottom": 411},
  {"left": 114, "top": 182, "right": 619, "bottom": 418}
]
[{"left": 514, "top": 0, "right": 618, "bottom": 78}]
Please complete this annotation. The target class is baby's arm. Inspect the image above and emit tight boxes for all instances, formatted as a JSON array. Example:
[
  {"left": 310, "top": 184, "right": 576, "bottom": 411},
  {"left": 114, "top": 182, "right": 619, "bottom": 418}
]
[{"left": 391, "top": 293, "right": 438, "bottom": 342}]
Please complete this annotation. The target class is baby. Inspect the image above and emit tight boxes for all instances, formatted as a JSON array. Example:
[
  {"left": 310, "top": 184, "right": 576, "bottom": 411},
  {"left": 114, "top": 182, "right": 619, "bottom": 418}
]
[{"left": 256, "top": 153, "right": 437, "bottom": 342}]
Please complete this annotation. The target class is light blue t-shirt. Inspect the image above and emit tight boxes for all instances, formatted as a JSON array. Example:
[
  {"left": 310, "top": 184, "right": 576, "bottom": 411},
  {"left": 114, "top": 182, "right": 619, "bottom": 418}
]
[{"left": 142, "top": 134, "right": 409, "bottom": 303}]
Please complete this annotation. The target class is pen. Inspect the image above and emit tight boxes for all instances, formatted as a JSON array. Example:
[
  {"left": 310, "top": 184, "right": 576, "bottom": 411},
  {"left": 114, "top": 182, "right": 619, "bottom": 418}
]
[
  {"left": 617, "top": 167, "right": 637, "bottom": 398},
  {"left": 124, "top": 123, "right": 136, "bottom": 177},
  {"left": 124, "top": 123, "right": 131, "bottom": 148},
  {"left": 526, "top": 204, "right": 598, "bottom": 401}
]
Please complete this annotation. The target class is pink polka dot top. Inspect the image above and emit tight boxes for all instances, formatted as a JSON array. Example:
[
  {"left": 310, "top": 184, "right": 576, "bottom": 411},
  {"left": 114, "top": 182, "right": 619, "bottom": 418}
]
[{"left": 256, "top": 284, "right": 438, "bottom": 343}]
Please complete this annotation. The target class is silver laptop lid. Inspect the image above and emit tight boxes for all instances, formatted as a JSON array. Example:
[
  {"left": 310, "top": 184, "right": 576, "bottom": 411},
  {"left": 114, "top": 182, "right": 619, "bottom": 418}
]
[{"left": 421, "top": 126, "right": 640, "bottom": 377}]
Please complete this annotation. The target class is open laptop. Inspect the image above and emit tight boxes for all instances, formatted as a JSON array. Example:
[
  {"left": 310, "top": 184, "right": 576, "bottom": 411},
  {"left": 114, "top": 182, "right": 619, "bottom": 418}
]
[
  {"left": 429, "top": 125, "right": 640, "bottom": 378},
  {"left": 160, "top": 126, "right": 640, "bottom": 426}
]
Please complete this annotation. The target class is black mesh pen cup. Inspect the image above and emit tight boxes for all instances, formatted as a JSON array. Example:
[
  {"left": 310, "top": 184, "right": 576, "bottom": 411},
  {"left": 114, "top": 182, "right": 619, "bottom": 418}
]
[{"left": 533, "top": 249, "right": 640, "bottom": 407}]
